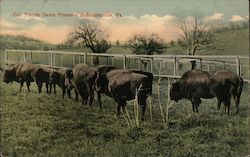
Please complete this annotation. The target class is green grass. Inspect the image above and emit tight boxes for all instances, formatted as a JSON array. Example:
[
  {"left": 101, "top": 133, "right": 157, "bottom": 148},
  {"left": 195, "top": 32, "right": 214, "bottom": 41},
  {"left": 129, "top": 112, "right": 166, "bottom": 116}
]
[
  {"left": 0, "top": 82, "right": 249, "bottom": 157},
  {"left": 0, "top": 24, "right": 249, "bottom": 157}
]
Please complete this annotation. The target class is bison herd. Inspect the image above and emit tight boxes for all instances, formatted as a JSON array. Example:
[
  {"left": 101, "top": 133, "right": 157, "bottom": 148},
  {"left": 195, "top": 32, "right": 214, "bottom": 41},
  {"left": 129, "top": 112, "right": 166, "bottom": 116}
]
[{"left": 1, "top": 63, "right": 244, "bottom": 121}]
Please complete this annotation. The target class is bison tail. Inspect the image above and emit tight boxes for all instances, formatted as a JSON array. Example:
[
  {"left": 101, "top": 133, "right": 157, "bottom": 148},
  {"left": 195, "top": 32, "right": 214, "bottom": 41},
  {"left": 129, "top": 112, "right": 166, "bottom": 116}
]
[{"left": 237, "top": 77, "right": 244, "bottom": 96}]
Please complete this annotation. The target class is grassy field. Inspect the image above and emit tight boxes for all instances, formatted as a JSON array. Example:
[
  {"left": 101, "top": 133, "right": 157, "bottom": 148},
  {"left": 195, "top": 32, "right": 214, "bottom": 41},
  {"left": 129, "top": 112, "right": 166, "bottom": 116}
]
[
  {"left": 0, "top": 81, "right": 249, "bottom": 157},
  {"left": 0, "top": 26, "right": 249, "bottom": 157}
]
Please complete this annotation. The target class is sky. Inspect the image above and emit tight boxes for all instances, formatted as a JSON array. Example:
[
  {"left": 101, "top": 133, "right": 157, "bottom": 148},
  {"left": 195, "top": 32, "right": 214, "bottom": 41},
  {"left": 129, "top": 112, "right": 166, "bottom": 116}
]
[{"left": 0, "top": 0, "right": 249, "bottom": 44}]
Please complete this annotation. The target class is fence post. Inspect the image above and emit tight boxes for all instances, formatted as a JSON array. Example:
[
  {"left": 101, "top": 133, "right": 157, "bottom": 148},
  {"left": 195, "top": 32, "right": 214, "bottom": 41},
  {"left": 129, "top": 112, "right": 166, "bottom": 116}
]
[
  {"left": 84, "top": 53, "right": 87, "bottom": 64},
  {"left": 50, "top": 52, "right": 53, "bottom": 67},
  {"left": 159, "top": 60, "right": 162, "bottom": 76},
  {"left": 173, "top": 56, "right": 177, "bottom": 76},
  {"left": 23, "top": 51, "right": 26, "bottom": 62},
  {"left": 29, "top": 53, "right": 32, "bottom": 63},
  {"left": 200, "top": 59, "right": 202, "bottom": 70},
  {"left": 150, "top": 58, "right": 153, "bottom": 73},
  {"left": 60, "top": 54, "right": 63, "bottom": 67},
  {"left": 73, "top": 55, "right": 76, "bottom": 66},
  {"left": 112, "top": 57, "right": 115, "bottom": 66},
  {"left": 235, "top": 56, "right": 240, "bottom": 76},
  {"left": 5, "top": 50, "right": 8, "bottom": 68},
  {"left": 53, "top": 54, "right": 56, "bottom": 67},
  {"left": 138, "top": 59, "right": 141, "bottom": 70},
  {"left": 123, "top": 55, "right": 126, "bottom": 69},
  {"left": 207, "top": 65, "right": 210, "bottom": 73}
]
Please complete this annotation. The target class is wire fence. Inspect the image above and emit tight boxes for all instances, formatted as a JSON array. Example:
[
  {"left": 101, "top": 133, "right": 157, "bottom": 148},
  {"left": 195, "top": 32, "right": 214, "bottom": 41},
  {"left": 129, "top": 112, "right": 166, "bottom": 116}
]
[{"left": 4, "top": 49, "right": 250, "bottom": 83}]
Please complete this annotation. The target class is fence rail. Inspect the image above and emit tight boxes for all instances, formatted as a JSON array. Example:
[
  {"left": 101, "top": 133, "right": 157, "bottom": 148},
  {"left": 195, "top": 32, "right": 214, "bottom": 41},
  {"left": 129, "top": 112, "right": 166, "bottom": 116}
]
[{"left": 4, "top": 49, "right": 250, "bottom": 83}]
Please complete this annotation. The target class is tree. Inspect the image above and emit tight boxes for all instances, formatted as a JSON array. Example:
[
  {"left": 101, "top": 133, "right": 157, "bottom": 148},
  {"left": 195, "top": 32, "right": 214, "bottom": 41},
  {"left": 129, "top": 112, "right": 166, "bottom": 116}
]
[
  {"left": 128, "top": 33, "right": 166, "bottom": 55},
  {"left": 128, "top": 33, "right": 166, "bottom": 68},
  {"left": 169, "top": 40, "right": 175, "bottom": 47},
  {"left": 178, "top": 15, "right": 215, "bottom": 69},
  {"left": 67, "top": 20, "right": 111, "bottom": 65},
  {"left": 115, "top": 40, "right": 120, "bottom": 46}
]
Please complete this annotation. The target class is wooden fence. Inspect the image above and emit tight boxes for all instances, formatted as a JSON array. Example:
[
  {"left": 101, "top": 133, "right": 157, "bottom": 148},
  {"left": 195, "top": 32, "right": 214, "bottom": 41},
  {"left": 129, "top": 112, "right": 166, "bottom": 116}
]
[{"left": 4, "top": 49, "right": 250, "bottom": 83}]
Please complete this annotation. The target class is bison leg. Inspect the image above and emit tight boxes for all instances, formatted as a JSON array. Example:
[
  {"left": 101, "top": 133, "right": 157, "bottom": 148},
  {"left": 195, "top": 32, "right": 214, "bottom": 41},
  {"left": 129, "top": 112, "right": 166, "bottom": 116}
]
[
  {"left": 191, "top": 96, "right": 200, "bottom": 113},
  {"left": 97, "top": 92, "right": 102, "bottom": 109},
  {"left": 138, "top": 94, "right": 147, "bottom": 121},
  {"left": 62, "top": 86, "right": 66, "bottom": 98},
  {"left": 88, "top": 91, "right": 94, "bottom": 106},
  {"left": 78, "top": 89, "right": 88, "bottom": 105},
  {"left": 234, "top": 91, "right": 242, "bottom": 114},
  {"left": 26, "top": 81, "right": 31, "bottom": 92},
  {"left": 114, "top": 97, "right": 126, "bottom": 117},
  {"left": 37, "top": 83, "right": 42, "bottom": 93},
  {"left": 191, "top": 100, "right": 198, "bottom": 112},
  {"left": 217, "top": 97, "right": 222, "bottom": 110},
  {"left": 235, "top": 95, "right": 240, "bottom": 114},
  {"left": 67, "top": 89, "right": 71, "bottom": 99},
  {"left": 222, "top": 97, "right": 231, "bottom": 115},
  {"left": 45, "top": 82, "right": 50, "bottom": 94},
  {"left": 19, "top": 79, "right": 24, "bottom": 92}
]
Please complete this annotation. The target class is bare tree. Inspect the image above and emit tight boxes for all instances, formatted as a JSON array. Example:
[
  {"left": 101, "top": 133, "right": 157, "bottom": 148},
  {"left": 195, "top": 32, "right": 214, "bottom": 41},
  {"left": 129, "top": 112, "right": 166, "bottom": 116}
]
[
  {"left": 67, "top": 20, "right": 111, "bottom": 65},
  {"left": 128, "top": 33, "right": 166, "bottom": 69},
  {"left": 178, "top": 15, "right": 215, "bottom": 69}
]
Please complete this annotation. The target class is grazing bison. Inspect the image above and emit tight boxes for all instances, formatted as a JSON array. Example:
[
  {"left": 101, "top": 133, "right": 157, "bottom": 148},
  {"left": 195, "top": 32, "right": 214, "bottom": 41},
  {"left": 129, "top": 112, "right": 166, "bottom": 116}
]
[
  {"left": 2, "top": 63, "right": 36, "bottom": 92},
  {"left": 57, "top": 68, "right": 73, "bottom": 98},
  {"left": 32, "top": 67, "right": 60, "bottom": 93},
  {"left": 95, "top": 69, "right": 152, "bottom": 120},
  {"left": 170, "top": 69, "right": 214, "bottom": 112},
  {"left": 210, "top": 70, "right": 243, "bottom": 114},
  {"left": 68, "top": 64, "right": 97, "bottom": 106},
  {"left": 95, "top": 65, "right": 117, "bottom": 108},
  {"left": 170, "top": 69, "right": 234, "bottom": 113}
]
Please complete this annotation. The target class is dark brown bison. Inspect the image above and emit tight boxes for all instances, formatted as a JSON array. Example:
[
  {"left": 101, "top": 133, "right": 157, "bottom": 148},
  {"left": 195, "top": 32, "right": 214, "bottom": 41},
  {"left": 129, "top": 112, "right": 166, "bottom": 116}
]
[
  {"left": 95, "top": 65, "right": 117, "bottom": 108},
  {"left": 95, "top": 67, "right": 153, "bottom": 109},
  {"left": 57, "top": 68, "right": 73, "bottom": 98},
  {"left": 170, "top": 70, "right": 239, "bottom": 114},
  {"left": 95, "top": 69, "right": 152, "bottom": 120},
  {"left": 69, "top": 64, "right": 97, "bottom": 106},
  {"left": 170, "top": 69, "right": 214, "bottom": 112},
  {"left": 32, "top": 67, "right": 60, "bottom": 93},
  {"left": 210, "top": 70, "right": 243, "bottom": 114},
  {"left": 2, "top": 63, "right": 36, "bottom": 92}
]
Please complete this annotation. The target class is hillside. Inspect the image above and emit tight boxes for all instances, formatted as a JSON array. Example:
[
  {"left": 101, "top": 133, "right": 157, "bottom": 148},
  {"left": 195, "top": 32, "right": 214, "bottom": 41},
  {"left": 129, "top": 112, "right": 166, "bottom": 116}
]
[
  {"left": 166, "top": 28, "right": 249, "bottom": 56},
  {"left": 0, "top": 35, "right": 55, "bottom": 51}
]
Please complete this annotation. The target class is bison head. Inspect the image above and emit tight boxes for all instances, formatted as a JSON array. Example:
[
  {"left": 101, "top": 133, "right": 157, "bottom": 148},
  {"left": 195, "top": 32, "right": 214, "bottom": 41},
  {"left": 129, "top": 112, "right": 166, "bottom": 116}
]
[
  {"left": 64, "top": 70, "right": 74, "bottom": 90},
  {"left": 95, "top": 73, "right": 109, "bottom": 92},
  {"left": 170, "top": 82, "right": 183, "bottom": 102},
  {"left": 2, "top": 68, "right": 16, "bottom": 84},
  {"left": 49, "top": 71, "right": 60, "bottom": 84}
]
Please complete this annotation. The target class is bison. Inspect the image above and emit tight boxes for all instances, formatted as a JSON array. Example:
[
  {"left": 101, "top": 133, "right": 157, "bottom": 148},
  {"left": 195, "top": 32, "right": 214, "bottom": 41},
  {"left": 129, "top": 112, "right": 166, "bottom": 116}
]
[
  {"left": 2, "top": 63, "right": 36, "bottom": 92},
  {"left": 95, "top": 67, "right": 153, "bottom": 109},
  {"left": 32, "top": 67, "right": 60, "bottom": 93},
  {"left": 210, "top": 70, "right": 243, "bottom": 114},
  {"left": 57, "top": 68, "right": 73, "bottom": 98},
  {"left": 170, "top": 69, "right": 214, "bottom": 112},
  {"left": 95, "top": 65, "right": 117, "bottom": 108},
  {"left": 95, "top": 69, "right": 152, "bottom": 120},
  {"left": 68, "top": 64, "right": 97, "bottom": 106},
  {"left": 170, "top": 69, "right": 243, "bottom": 114}
]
